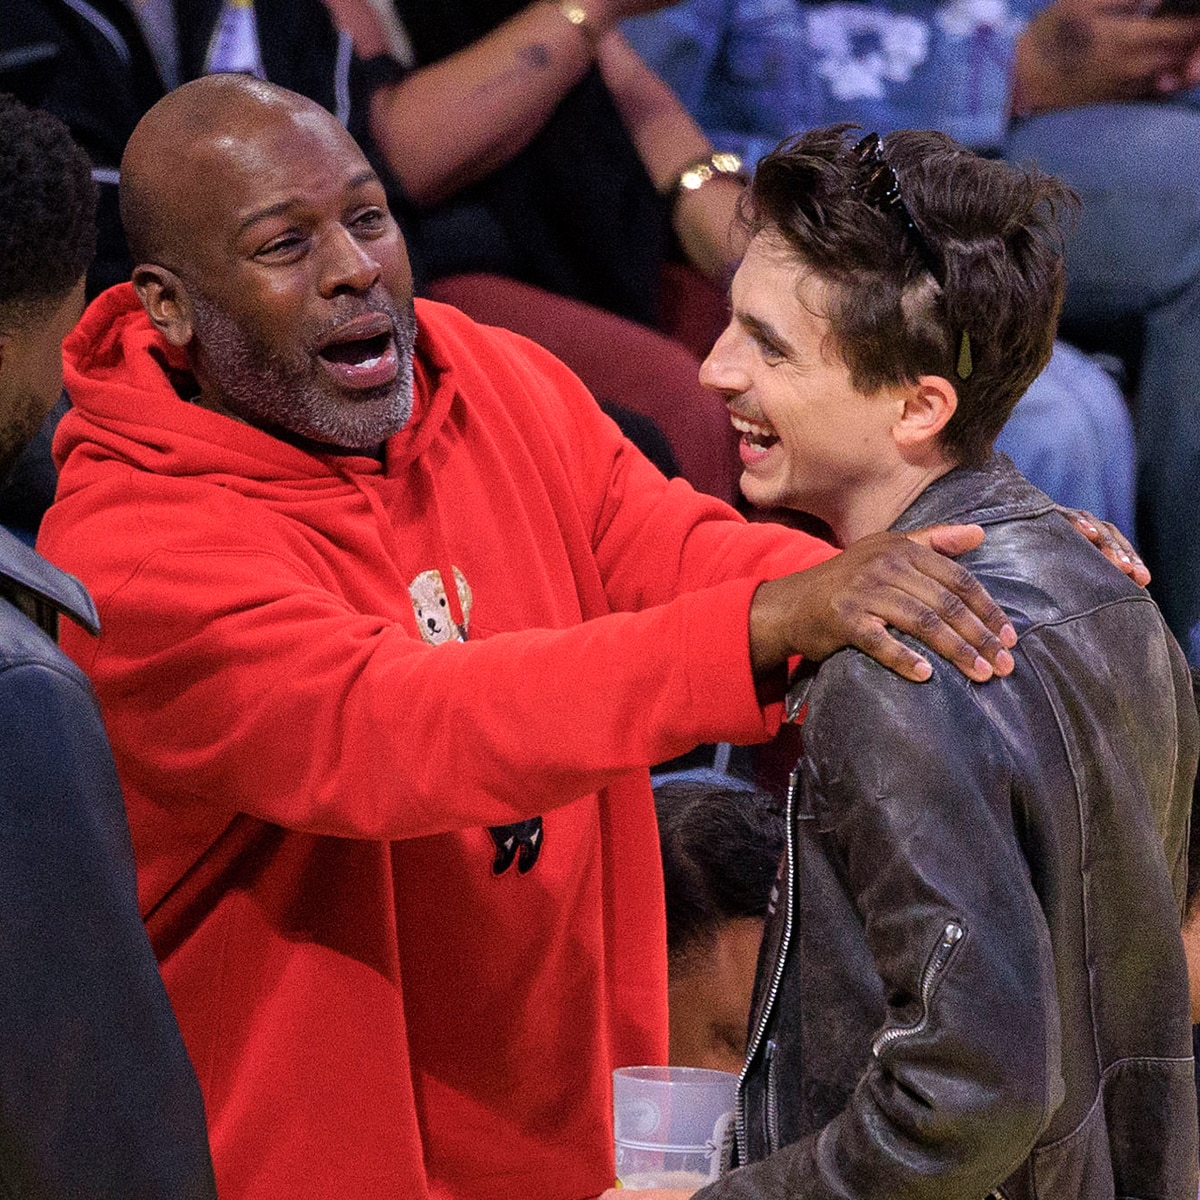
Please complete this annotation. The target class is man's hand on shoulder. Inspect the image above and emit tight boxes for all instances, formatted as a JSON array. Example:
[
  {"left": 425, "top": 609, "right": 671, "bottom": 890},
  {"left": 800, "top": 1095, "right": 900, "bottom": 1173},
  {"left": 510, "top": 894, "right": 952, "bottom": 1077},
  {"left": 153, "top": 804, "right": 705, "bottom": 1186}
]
[
  {"left": 1057, "top": 505, "right": 1151, "bottom": 586},
  {"left": 749, "top": 524, "right": 1018, "bottom": 684}
]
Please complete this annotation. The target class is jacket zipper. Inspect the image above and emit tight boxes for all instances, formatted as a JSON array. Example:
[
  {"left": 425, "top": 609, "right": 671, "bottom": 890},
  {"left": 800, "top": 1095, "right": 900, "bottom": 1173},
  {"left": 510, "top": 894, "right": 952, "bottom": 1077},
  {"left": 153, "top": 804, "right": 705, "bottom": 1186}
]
[
  {"left": 764, "top": 1039, "right": 780, "bottom": 1154},
  {"left": 871, "top": 920, "right": 965, "bottom": 1058},
  {"left": 737, "top": 765, "right": 801, "bottom": 1162}
]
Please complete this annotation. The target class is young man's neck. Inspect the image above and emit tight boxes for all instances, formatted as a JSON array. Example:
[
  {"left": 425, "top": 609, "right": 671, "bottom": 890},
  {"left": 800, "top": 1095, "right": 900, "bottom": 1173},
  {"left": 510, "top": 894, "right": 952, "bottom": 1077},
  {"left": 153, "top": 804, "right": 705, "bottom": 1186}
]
[{"left": 826, "top": 460, "right": 956, "bottom": 547}]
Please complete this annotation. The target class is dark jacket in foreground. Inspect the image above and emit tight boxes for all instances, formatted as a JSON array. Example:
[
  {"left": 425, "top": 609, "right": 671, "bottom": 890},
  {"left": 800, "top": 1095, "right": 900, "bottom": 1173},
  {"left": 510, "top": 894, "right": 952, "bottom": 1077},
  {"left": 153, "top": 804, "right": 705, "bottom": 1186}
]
[
  {"left": 0, "top": 526, "right": 216, "bottom": 1198},
  {"left": 701, "top": 456, "right": 1199, "bottom": 1199}
]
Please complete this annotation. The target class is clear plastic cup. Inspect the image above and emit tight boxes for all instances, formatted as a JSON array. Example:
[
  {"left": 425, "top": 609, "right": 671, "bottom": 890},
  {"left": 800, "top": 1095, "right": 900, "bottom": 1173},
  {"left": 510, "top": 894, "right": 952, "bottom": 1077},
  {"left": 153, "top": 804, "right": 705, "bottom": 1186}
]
[{"left": 613, "top": 1065, "right": 739, "bottom": 1190}]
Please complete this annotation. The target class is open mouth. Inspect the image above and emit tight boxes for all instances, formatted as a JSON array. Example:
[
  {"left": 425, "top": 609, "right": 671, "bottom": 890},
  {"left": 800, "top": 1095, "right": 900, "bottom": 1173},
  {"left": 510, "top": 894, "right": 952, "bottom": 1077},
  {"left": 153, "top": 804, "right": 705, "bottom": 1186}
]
[
  {"left": 730, "top": 411, "right": 780, "bottom": 451},
  {"left": 318, "top": 330, "right": 392, "bottom": 369},
  {"left": 316, "top": 317, "right": 399, "bottom": 390}
]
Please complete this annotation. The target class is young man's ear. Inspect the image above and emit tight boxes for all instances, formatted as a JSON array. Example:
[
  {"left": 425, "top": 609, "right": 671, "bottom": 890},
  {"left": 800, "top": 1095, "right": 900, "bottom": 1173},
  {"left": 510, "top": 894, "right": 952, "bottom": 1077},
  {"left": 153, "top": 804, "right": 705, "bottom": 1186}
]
[
  {"left": 893, "top": 374, "right": 957, "bottom": 457},
  {"left": 132, "top": 264, "right": 194, "bottom": 348}
]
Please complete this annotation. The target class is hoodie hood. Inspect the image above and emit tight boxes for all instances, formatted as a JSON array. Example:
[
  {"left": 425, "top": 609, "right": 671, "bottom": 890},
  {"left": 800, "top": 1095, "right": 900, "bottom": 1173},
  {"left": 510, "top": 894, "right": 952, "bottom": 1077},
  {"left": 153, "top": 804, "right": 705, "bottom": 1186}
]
[{"left": 57, "top": 283, "right": 456, "bottom": 497}]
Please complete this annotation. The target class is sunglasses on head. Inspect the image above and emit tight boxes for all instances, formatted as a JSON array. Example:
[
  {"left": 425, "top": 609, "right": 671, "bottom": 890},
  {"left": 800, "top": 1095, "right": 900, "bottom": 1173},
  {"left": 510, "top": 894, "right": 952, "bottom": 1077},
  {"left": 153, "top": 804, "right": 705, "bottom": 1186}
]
[
  {"left": 849, "top": 133, "right": 972, "bottom": 379},
  {"left": 850, "top": 133, "right": 944, "bottom": 285}
]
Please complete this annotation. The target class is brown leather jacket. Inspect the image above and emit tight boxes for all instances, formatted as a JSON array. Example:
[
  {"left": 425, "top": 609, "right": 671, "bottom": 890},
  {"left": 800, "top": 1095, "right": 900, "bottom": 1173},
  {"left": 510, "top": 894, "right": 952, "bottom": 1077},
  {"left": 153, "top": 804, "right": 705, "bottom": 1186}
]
[{"left": 701, "top": 456, "right": 1199, "bottom": 1200}]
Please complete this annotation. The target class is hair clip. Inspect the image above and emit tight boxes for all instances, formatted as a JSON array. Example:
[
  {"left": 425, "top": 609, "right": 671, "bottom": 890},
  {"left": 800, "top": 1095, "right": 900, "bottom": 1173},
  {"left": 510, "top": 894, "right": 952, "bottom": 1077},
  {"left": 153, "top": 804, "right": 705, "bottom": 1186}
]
[{"left": 956, "top": 330, "right": 973, "bottom": 380}]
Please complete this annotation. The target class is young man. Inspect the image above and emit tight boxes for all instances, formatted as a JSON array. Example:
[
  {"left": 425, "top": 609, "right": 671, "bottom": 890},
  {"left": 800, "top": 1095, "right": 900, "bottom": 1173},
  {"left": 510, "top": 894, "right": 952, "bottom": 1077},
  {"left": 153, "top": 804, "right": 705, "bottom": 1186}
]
[
  {"left": 0, "top": 94, "right": 216, "bottom": 1198},
  {"left": 35, "top": 74, "right": 1036, "bottom": 1200},
  {"left": 626, "top": 0, "right": 1200, "bottom": 655},
  {"left": 610, "top": 125, "right": 1198, "bottom": 1199}
]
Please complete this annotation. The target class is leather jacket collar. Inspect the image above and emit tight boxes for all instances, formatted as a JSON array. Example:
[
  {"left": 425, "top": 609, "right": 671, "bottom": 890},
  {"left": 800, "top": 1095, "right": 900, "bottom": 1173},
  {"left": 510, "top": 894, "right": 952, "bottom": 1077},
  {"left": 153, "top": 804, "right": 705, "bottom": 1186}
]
[
  {"left": 891, "top": 454, "right": 1058, "bottom": 536},
  {"left": 0, "top": 524, "right": 98, "bottom": 639}
]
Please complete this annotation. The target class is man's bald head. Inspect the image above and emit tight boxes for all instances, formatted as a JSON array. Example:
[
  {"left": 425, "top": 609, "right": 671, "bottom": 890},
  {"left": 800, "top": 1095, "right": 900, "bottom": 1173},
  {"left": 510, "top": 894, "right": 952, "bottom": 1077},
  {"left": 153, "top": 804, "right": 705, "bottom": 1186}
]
[
  {"left": 120, "top": 73, "right": 416, "bottom": 453},
  {"left": 120, "top": 75, "right": 342, "bottom": 270}
]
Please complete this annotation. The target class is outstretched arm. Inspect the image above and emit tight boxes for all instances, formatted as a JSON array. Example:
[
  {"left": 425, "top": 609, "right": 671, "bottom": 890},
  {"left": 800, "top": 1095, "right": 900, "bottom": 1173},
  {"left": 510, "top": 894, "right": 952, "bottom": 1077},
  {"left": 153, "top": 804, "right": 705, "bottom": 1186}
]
[{"left": 597, "top": 31, "right": 748, "bottom": 281}]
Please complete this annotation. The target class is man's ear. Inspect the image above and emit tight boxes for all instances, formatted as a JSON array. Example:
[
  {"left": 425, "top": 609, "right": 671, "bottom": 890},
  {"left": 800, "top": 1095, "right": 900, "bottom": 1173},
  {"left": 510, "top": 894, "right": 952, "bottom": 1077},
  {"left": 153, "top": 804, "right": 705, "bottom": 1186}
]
[
  {"left": 893, "top": 374, "right": 957, "bottom": 456},
  {"left": 132, "top": 264, "right": 194, "bottom": 347}
]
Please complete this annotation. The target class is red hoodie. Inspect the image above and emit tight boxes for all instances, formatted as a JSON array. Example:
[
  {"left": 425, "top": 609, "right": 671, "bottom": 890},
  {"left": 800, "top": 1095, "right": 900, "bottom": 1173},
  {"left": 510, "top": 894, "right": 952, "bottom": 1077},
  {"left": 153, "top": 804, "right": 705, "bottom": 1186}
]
[{"left": 41, "top": 285, "right": 836, "bottom": 1200}]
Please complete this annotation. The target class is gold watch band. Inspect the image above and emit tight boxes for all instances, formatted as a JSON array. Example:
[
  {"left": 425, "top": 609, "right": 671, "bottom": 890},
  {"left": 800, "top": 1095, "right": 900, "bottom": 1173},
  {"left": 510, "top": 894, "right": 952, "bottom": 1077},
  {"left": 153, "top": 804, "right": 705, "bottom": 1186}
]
[{"left": 664, "top": 151, "right": 748, "bottom": 209}]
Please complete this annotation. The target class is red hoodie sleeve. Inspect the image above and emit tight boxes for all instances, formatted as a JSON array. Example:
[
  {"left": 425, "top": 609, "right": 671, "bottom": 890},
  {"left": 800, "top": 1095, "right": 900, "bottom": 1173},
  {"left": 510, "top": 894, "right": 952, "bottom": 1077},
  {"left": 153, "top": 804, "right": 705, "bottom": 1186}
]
[{"left": 59, "top": 509, "right": 826, "bottom": 845}]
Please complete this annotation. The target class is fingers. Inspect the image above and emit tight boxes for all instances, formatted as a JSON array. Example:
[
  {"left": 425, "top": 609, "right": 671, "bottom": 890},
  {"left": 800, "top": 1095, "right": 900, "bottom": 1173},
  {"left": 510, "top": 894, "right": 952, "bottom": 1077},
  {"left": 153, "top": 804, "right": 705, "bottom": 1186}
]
[
  {"left": 1050, "top": 8, "right": 1200, "bottom": 98},
  {"left": 1059, "top": 507, "right": 1151, "bottom": 586},
  {"left": 906, "top": 522, "right": 985, "bottom": 557},
  {"left": 748, "top": 532, "right": 1017, "bottom": 684},
  {"left": 1100, "top": 11, "right": 1200, "bottom": 72},
  {"left": 901, "top": 527, "right": 1018, "bottom": 652},
  {"left": 855, "top": 543, "right": 1016, "bottom": 682},
  {"left": 1136, "top": 11, "right": 1200, "bottom": 45},
  {"left": 846, "top": 616, "right": 936, "bottom": 684}
]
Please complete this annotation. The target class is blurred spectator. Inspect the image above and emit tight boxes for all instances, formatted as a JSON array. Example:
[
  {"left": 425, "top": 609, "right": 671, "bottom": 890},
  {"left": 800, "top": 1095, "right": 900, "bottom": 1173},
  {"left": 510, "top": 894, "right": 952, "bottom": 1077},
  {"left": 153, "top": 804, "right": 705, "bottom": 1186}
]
[
  {"left": 350, "top": 0, "right": 746, "bottom": 322},
  {"left": 1, "top": 0, "right": 380, "bottom": 299},
  {"left": 0, "top": 92, "right": 216, "bottom": 1199},
  {"left": 625, "top": 0, "right": 1200, "bottom": 646}
]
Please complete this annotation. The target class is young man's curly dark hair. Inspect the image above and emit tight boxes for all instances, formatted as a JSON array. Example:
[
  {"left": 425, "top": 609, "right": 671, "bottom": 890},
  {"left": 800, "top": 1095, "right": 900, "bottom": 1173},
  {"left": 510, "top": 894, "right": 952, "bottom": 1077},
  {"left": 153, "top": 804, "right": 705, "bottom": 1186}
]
[
  {"left": 0, "top": 93, "right": 97, "bottom": 329},
  {"left": 743, "top": 124, "right": 1076, "bottom": 468}
]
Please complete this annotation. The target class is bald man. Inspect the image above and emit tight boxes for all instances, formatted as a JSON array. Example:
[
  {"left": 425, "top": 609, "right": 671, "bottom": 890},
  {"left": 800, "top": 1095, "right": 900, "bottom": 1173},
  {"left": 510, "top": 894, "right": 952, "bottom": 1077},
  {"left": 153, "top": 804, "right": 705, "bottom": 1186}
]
[{"left": 37, "top": 75, "right": 1029, "bottom": 1200}]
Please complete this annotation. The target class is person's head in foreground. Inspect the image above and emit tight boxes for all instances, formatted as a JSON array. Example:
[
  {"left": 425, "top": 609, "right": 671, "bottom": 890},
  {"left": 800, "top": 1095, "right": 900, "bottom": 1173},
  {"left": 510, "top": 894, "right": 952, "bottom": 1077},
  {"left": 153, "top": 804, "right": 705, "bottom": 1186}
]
[
  {"left": 703, "top": 123, "right": 1070, "bottom": 544},
  {"left": 655, "top": 774, "right": 784, "bottom": 1075},
  {"left": 120, "top": 72, "right": 418, "bottom": 455},
  {"left": 0, "top": 93, "right": 95, "bottom": 484}
]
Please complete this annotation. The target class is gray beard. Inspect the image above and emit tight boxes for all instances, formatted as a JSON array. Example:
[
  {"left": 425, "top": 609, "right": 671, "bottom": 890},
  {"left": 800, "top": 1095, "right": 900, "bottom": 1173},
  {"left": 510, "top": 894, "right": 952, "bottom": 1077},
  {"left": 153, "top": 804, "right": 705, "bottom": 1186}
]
[{"left": 187, "top": 286, "right": 417, "bottom": 451}]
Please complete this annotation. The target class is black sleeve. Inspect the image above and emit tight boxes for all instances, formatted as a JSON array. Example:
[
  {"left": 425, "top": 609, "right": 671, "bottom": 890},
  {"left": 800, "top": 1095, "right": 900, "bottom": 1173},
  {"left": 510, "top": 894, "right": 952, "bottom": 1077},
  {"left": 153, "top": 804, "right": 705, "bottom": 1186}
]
[
  {"left": 0, "top": 0, "right": 165, "bottom": 296},
  {"left": 0, "top": 659, "right": 217, "bottom": 1198}
]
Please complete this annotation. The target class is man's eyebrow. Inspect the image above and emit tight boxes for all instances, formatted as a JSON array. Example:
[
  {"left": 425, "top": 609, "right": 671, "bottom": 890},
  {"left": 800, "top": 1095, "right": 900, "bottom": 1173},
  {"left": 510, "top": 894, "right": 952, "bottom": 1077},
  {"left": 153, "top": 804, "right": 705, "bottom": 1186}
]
[
  {"left": 738, "top": 310, "right": 795, "bottom": 358},
  {"left": 236, "top": 170, "right": 383, "bottom": 234}
]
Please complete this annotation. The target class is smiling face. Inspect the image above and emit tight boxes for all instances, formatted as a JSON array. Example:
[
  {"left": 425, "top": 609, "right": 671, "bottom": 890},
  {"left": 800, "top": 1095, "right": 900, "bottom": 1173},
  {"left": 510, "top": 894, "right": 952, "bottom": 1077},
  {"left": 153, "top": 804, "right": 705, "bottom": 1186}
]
[
  {"left": 701, "top": 234, "right": 908, "bottom": 538},
  {"left": 132, "top": 89, "right": 416, "bottom": 451}
]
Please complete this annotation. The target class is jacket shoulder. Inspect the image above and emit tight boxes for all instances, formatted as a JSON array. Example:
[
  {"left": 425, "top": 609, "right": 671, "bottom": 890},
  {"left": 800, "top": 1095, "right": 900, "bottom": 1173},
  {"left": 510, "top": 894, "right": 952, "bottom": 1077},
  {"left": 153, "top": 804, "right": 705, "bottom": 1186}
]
[{"left": 0, "top": 527, "right": 98, "bottom": 645}]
